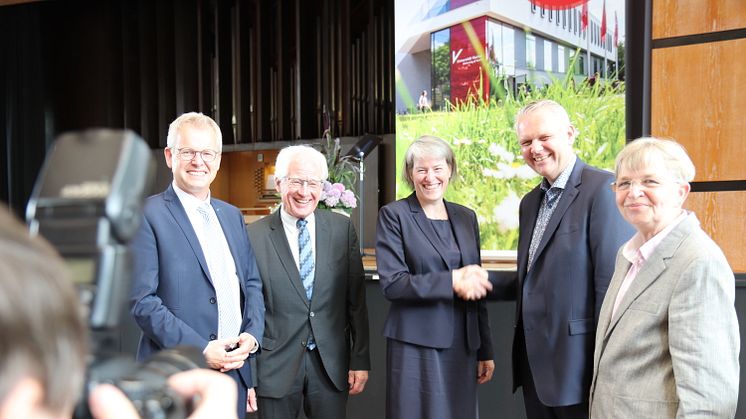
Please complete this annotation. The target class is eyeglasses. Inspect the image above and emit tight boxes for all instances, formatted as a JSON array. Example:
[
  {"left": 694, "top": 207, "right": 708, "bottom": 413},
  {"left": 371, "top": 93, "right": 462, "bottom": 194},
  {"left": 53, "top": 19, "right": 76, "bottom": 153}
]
[
  {"left": 174, "top": 148, "right": 220, "bottom": 162},
  {"left": 284, "top": 177, "right": 322, "bottom": 190},
  {"left": 610, "top": 178, "right": 671, "bottom": 192}
]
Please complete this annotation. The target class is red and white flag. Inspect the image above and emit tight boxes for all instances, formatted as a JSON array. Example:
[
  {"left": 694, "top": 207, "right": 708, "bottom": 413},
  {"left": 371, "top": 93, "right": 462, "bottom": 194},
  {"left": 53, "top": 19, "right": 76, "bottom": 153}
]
[
  {"left": 581, "top": 2, "right": 588, "bottom": 32},
  {"left": 614, "top": 11, "right": 619, "bottom": 44},
  {"left": 600, "top": 0, "right": 607, "bottom": 42}
]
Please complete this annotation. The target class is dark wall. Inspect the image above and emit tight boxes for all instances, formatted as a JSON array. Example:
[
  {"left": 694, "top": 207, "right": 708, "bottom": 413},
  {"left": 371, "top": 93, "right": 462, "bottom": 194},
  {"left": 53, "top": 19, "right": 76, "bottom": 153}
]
[{"left": 0, "top": 0, "right": 394, "bottom": 218}]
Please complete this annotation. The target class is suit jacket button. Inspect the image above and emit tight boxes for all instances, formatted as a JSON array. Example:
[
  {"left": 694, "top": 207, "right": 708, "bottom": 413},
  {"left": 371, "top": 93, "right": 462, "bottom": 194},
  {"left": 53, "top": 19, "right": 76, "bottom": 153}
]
[
  {"left": 210, "top": 334, "right": 217, "bottom": 340},
  {"left": 309, "top": 311, "right": 315, "bottom": 317},
  {"left": 209, "top": 297, "right": 216, "bottom": 304}
]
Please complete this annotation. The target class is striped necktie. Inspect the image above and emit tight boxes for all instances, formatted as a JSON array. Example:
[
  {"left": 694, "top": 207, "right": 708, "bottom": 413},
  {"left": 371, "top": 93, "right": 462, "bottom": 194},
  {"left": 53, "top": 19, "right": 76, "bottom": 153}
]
[
  {"left": 197, "top": 203, "right": 242, "bottom": 338},
  {"left": 297, "top": 218, "right": 315, "bottom": 301}
]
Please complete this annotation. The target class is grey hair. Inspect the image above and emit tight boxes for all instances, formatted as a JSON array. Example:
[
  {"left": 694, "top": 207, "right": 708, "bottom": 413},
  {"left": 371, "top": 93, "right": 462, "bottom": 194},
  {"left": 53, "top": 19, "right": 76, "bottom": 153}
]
[
  {"left": 166, "top": 112, "right": 222, "bottom": 152},
  {"left": 274, "top": 145, "right": 329, "bottom": 180},
  {"left": 615, "top": 137, "right": 696, "bottom": 183},
  {"left": 401, "top": 135, "right": 457, "bottom": 190}
]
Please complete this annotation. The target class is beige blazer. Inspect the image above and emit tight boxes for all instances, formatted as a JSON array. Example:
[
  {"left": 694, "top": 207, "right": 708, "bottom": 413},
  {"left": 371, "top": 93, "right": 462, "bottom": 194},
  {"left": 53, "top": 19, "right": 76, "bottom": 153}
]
[{"left": 589, "top": 213, "right": 739, "bottom": 418}]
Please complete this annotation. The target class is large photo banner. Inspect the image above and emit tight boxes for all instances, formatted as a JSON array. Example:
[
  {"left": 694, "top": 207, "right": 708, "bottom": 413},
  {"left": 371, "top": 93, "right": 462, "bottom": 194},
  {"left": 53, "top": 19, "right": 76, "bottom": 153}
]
[{"left": 395, "top": 0, "right": 626, "bottom": 252}]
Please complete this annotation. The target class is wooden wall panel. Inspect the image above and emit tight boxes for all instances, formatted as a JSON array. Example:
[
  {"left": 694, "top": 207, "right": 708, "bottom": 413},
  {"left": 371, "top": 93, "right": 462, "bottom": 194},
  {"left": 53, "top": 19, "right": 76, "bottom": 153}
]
[
  {"left": 212, "top": 150, "right": 280, "bottom": 213},
  {"left": 651, "top": 39, "right": 746, "bottom": 182},
  {"left": 685, "top": 191, "right": 746, "bottom": 273},
  {"left": 653, "top": 0, "right": 746, "bottom": 39}
]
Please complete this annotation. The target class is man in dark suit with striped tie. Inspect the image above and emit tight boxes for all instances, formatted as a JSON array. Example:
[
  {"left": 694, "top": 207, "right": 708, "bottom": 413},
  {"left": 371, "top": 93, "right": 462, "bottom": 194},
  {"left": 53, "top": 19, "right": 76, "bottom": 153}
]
[{"left": 247, "top": 145, "right": 370, "bottom": 419}]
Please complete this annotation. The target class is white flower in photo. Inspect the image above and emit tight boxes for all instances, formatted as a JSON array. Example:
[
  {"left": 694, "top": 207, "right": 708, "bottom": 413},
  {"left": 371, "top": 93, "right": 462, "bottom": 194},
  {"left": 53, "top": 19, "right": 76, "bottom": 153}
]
[
  {"left": 482, "top": 168, "right": 503, "bottom": 178},
  {"left": 493, "top": 193, "right": 520, "bottom": 232},
  {"left": 488, "top": 143, "right": 514, "bottom": 162},
  {"left": 453, "top": 137, "right": 472, "bottom": 146},
  {"left": 516, "top": 164, "right": 539, "bottom": 179},
  {"left": 497, "top": 162, "right": 516, "bottom": 178}
]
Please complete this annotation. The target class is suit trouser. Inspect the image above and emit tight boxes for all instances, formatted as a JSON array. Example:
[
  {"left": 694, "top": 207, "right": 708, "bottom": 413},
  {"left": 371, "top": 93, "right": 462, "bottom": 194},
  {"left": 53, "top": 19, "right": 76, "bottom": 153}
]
[
  {"left": 518, "top": 328, "right": 588, "bottom": 419},
  {"left": 257, "top": 348, "right": 348, "bottom": 419}
]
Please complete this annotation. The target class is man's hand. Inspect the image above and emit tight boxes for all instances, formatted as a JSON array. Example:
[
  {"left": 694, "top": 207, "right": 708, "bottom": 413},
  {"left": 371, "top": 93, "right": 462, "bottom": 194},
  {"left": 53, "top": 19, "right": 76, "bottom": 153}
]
[
  {"left": 247, "top": 387, "right": 258, "bottom": 413},
  {"left": 88, "top": 369, "right": 238, "bottom": 419},
  {"left": 348, "top": 370, "right": 369, "bottom": 395},
  {"left": 452, "top": 265, "right": 492, "bottom": 300},
  {"left": 204, "top": 333, "right": 256, "bottom": 372},
  {"left": 477, "top": 360, "right": 495, "bottom": 384}
]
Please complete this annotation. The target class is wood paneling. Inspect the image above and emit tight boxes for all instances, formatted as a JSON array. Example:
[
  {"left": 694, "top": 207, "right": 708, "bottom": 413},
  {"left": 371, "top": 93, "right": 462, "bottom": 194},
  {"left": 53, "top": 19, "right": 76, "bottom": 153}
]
[
  {"left": 685, "top": 191, "right": 746, "bottom": 273},
  {"left": 212, "top": 150, "right": 279, "bottom": 212},
  {"left": 653, "top": 0, "right": 746, "bottom": 39},
  {"left": 651, "top": 39, "right": 746, "bottom": 182}
]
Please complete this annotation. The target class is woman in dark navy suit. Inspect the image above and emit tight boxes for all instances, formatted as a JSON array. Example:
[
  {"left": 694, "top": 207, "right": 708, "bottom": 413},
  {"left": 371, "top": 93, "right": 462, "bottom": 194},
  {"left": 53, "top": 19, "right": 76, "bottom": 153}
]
[{"left": 375, "top": 135, "right": 495, "bottom": 419}]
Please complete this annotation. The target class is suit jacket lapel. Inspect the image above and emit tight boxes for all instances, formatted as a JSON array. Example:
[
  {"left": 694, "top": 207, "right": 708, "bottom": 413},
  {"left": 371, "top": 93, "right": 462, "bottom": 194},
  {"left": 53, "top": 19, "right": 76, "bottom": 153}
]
[
  {"left": 519, "top": 186, "right": 542, "bottom": 278},
  {"left": 598, "top": 255, "right": 630, "bottom": 340},
  {"left": 407, "top": 194, "right": 450, "bottom": 268},
  {"left": 313, "top": 210, "right": 331, "bottom": 305},
  {"left": 604, "top": 215, "right": 695, "bottom": 337},
  {"left": 163, "top": 185, "right": 212, "bottom": 281},
  {"left": 530, "top": 160, "right": 583, "bottom": 264},
  {"left": 267, "top": 211, "right": 309, "bottom": 306},
  {"left": 445, "top": 201, "right": 477, "bottom": 266}
]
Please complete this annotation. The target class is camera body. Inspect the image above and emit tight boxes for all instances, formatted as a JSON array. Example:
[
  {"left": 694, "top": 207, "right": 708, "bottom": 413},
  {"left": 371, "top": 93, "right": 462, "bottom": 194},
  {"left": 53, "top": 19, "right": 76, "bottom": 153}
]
[{"left": 27, "top": 129, "right": 202, "bottom": 419}]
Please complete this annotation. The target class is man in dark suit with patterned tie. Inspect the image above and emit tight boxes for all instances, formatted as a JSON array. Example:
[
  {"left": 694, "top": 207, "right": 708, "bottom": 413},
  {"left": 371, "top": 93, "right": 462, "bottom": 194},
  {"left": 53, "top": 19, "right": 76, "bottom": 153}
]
[
  {"left": 485, "top": 100, "right": 634, "bottom": 419},
  {"left": 247, "top": 145, "right": 370, "bottom": 419},
  {"left": 129, "top": 112, "right": 265, "bottom": 418}
]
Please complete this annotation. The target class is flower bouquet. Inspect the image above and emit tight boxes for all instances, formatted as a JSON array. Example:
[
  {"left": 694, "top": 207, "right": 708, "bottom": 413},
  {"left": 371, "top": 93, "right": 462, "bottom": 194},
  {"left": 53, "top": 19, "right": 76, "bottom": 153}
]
[
  {"left": 319, "top": 181, "right": 357, "bottom": 214},
  {"left": 317, "top": 128, "right": 359, "bottom": 215}
]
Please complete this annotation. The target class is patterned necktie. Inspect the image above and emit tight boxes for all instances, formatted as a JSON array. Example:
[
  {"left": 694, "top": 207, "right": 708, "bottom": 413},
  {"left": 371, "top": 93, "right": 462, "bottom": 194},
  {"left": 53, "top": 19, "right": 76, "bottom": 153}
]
[
  {"left": 527, "top": 187, "right": 561, "bottom": 271},
  {"left": 297, "top": 218, "right": 315, "bottom": 301},
  {"left": 197, "top": 203, "right": 242, "bottom": 339}
]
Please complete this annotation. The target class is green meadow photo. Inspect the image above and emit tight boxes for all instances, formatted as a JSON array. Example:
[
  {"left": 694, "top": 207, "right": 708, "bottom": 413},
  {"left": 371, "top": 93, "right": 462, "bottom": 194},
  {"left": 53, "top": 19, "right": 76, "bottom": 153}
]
[{"left": 395, "top": 78, "right": 626, "bottom": 251}]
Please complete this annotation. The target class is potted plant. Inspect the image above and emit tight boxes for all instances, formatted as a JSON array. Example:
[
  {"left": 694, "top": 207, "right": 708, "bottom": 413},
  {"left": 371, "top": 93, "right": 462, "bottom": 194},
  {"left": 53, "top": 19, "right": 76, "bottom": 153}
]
[{"left": 317, "top": 128, "right": 358, "bottom": 215}]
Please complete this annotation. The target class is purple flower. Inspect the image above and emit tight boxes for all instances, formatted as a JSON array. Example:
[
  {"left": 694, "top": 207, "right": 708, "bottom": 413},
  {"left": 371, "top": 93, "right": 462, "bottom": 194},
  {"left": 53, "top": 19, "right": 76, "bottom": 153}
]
[
  {"left": 322, "top": 181, "right": 333, "bottom": 193},
  {"left": 331, "top": 183, "right": 345, "bottom": 193},
  {"left": 324, "top": 195, "right": 340, "bottom": 207},
  {"left": 340, "top": 190, "right": 357, "bottom": 208}
]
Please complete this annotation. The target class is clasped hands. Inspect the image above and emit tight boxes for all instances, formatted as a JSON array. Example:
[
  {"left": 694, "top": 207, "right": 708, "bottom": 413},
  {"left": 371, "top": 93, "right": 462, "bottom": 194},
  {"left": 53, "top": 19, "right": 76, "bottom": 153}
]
[
  {"left": 452, "top": 265, "right": 492, "bottom": 300},
  {"left": 204, "top": 332, "right": 257, "bottom": 372}
]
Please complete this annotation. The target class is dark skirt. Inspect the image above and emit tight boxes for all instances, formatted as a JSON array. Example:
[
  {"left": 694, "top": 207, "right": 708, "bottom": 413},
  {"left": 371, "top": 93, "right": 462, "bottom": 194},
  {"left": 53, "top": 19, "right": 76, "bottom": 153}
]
[{"left": 386, "top": 304, "right": 478, "bottom": 419}]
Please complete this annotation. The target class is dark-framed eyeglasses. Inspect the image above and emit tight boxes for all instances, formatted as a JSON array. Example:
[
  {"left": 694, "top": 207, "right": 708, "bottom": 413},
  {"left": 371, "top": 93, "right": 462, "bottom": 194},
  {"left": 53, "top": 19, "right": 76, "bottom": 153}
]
[
  {"left": 284, "top": 177, "right": 322, "bottom": 190},
  {"left": 174, "top": 148, "right": 220, "bottom": 162}
]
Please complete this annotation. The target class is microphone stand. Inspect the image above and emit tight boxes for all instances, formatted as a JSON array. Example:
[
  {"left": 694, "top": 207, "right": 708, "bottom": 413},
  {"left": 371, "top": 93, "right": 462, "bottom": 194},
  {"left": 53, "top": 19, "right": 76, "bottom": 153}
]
[{"left": 357, "top": 151, "right": 366, "bottom": 256}]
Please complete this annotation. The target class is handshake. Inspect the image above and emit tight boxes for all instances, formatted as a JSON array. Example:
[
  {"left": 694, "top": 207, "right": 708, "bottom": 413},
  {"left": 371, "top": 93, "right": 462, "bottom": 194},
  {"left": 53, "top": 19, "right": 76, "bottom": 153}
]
[{"left": 452, "top": 265, "right": 492, "bottom": 300}]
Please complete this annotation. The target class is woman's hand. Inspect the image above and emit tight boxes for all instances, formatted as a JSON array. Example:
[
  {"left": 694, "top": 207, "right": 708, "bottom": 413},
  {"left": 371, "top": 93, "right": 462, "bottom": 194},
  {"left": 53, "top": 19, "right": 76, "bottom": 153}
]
[{"left": 452, "top": 265, "right": 492, "bottom": 300}]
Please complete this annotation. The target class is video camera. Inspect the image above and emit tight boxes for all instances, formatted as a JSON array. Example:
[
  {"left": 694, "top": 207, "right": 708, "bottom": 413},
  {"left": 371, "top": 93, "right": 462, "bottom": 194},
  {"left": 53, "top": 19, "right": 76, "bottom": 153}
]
[{"left": 26, "top": 129, "right": 203, "bottom": 418}]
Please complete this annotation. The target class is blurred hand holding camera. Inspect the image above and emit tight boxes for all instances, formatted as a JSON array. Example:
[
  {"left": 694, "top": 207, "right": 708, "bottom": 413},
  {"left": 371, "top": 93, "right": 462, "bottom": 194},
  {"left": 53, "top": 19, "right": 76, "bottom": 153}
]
[
  {"left": 88, "top": 369, "right": 238, "bottom": 419},
  {"left": 452, "top": 264, "right": 492, "bottom": 300}
]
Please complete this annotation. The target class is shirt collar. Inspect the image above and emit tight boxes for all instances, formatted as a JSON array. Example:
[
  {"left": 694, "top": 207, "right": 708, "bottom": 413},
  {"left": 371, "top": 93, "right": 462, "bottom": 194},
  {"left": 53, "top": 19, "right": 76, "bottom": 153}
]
[
  {"left": 541, "top": 155, "right": 577, "bottom": 192},
  {"left": 622, "top": 210, "right": 691, "bottom": 264},
  {"left": 172, "top": 181, "right": 211, "bottom": 211},
  {"left": 279, "top": 205, "right": 315, "bottom": 229}
]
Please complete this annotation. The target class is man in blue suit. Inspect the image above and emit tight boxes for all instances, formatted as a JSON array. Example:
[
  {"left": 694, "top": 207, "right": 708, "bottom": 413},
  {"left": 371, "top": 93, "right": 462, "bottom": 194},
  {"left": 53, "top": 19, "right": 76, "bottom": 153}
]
[
  {"left": 484, "top": 100, "right": 634, "bottom": 419},
  {"left": 130, "top": 112, "right": 265, "bottom": 418}
]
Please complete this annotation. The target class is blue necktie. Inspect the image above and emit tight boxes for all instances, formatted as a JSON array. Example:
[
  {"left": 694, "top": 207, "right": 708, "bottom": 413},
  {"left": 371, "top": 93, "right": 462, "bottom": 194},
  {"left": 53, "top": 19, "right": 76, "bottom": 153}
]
[
  {"left": 297, "top": 218, "right": 316, "bottom": 350},
  {"left": 297, "top": 218, "right": 315, "bottom": 301}
]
